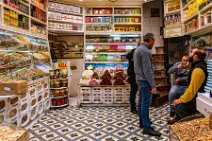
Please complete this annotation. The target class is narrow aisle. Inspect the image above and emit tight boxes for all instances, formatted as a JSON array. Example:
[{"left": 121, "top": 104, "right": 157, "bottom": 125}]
[{"left": 29, "top": 105, "right": 170, "bottom": 141}]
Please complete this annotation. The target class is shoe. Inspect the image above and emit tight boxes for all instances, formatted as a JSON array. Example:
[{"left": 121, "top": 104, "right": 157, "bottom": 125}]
[
  {"left": 143, "top": 129, "right": 161, "bottom": 137},
  {"left": 167, "top": 117, "right": 178, "bottom": 125},
  {"left": 130, "top": 110, "right": 138, "bottom": 115},
  {"left": 140, "top": 125, "right": 155, "bottom": 131}
]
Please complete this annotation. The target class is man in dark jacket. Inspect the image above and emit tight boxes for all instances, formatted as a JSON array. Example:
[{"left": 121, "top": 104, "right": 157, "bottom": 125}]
[
  {"left": 168, "top": 55, "right": 190, "bottom": 120},
  {"left": 126, "top": 48, "right": 138, "bottom": 114},
  {"left": 169, "top": 48, "right": 208, "bottom": 124}
]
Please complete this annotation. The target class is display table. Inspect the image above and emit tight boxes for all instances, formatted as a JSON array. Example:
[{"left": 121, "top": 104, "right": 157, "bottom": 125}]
[{"left": 78, "top": 84, "right": 130, "bottom": 107}]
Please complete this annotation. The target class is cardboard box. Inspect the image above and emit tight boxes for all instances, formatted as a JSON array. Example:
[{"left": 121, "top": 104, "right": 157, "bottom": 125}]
[{"left": 0, "top": 80, "right": 28, "bottom": 95}]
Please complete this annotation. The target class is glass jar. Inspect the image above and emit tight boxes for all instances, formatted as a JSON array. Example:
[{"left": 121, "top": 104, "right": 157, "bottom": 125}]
[
  {"left": 59, "top": 89, "right": 65, "bottom": 96},
  {"left": 53, "top": 80, "right": 60, "bottom": 88}
]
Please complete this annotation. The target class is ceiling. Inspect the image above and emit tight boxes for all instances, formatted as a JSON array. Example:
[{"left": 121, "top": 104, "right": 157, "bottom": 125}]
[{"left": 58, "top": 0, "right": 154, "bottom": 6}]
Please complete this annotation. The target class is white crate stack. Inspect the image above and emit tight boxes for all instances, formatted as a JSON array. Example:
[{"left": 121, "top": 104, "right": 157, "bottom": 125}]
[
  {"left": 92, "top": 87, "right": 102, "bottom": 103},
  {"left": 0, "top": 77, "right": 50, "bottom": 127},
  {"left": 80, "top": 87, "right": 92, "bottom": 103},
  {"left": 125, "top": 87, "right": 130, "bottom": 103},
  {"left": 102, "top": 87, "right": 114, "bottom": 104},
  {"left": 114, "top": 87, "right": 125, "bottom": 103}
]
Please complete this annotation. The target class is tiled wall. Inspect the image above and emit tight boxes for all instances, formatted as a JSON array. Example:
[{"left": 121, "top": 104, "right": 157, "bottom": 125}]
[{"left": 143, "top": 0, "right": 164, "bottom": 54}]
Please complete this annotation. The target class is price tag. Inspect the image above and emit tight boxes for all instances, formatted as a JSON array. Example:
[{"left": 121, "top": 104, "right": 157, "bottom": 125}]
[{"left": 4, "top": 87, "right": 11, "bottom": 91}]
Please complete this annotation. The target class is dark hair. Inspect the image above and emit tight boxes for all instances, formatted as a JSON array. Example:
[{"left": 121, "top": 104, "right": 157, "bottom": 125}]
[
  {"left": 182, "top": 54, "right": 189, "bottom": 57},
  {"left": 143, "top": 33, "right": 154, "bottom": 42},
  {"left": 194, "top": 50, "right": 206, "bottom": 60}
]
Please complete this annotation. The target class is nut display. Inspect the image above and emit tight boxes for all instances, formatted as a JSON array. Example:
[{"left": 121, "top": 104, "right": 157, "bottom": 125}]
[{"left": 171, "top": 118, "right": 212, "bottom": 141}]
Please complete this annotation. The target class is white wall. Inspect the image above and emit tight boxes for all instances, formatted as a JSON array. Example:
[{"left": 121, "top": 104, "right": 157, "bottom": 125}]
[{"left": 143, "top": 0, "right": 164, "bottom": 54}]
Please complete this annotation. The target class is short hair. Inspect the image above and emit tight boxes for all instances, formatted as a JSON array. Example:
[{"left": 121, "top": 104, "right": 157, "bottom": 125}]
[
  {"left": 194, "top": 49, "right": 206, "bottom": 60},
  {"left": 143, "top": 33, "right": 154, "bottom": 42},
  {"left": 182, "top": 54, "right": 189, "bottom": 58}
]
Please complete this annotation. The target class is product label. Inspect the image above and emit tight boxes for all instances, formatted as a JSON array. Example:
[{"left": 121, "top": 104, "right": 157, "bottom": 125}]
[{"left": 4, "top": 87, "right": 11, "bottom": 91}]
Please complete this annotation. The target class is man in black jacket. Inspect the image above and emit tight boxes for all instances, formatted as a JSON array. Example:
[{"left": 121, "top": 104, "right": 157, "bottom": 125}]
[{"left": 126, "top": 48, "right": 138, "bottom": 114}]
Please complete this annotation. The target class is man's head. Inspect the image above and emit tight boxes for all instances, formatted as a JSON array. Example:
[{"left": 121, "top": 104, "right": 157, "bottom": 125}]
[
  {"left": 181, "top": 55, "right": 189, "bottom": 66},
  {"left": 189, "top": 48, "right": 206, "bottom": 63},
  {"left": 143, "top": 33, "right": 155, "bottom": 49}
]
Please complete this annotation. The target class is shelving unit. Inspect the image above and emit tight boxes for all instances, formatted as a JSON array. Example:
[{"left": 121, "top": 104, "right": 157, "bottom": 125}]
[
  {"left": 0, "top": 0, "right": 48, "bottom": 38},
  {"left": 163, "top": 0, "right": 182, "bottom": 38},
  {"left": 49, "top": 69, "right": 70, "bottom": 108}
]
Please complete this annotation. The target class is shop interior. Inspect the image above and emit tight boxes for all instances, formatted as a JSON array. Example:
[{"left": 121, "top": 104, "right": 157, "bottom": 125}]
[{"left": 0, "top": 0, "right": 212, "bottom": 140}]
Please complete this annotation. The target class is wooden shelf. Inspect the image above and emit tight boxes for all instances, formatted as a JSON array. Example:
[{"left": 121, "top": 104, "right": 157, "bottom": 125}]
[
  {"left": 48, "top": 9, "right": 83, "bottom": 16},
  {"left": 165, "top": 9, "right": 180, "bottom": 16},
  {"left": 85, "top": 23, "right": 112, "bottom": 25},
  {"left": 199, "top": 2, "right": 212, "bottom": 14},
  {"left": 184, "top": 23, "right": 212, "bottom": 36},
  {"left": 114, "top": 23, "right": 141, "bottom": 25},
  {"left": 31, "top": 2, "right": 47, "bottom": 13},
  {"left": 3, "top": 4, "right": 29, "bottom": 17},
  {"left": 31, "top": 17, "right": 47, "bottom": 25},
  {"left": 114, "top": 14, "right": 141, "bottom": 16},
  {"left": 85, "top": 52, "right": 127, "bottom": 55},
  {"left": 184, "top": 12, "right": 198, "bottom": 23},
  {"left": 85, "top": 42, "right": 137, "bottom": 45},
  {"left": 183, "top": 0, "right": 195, "bottom": 10},
  {"left": 86, "top": 14, "right": 113, "bottom": 16},
  {"left": 85, "top": 61, "right": 128, "bottom": 64},
  {"left": 48, "top": 19, "right": 83, "bottom": 24}
]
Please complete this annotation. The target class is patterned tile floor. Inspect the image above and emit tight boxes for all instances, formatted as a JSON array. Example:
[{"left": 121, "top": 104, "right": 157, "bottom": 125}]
[{"left": 29, "top": 104, "right": 170, "bottom": 141}]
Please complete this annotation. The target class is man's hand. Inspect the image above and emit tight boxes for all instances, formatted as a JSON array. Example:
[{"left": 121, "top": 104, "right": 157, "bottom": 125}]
[
  {"left": 151, "top": 88, "right": 157, "bottom": 95},
  {"left": 173, "top": 99, "right": 181, "bottom": 108},
  {"left": 177, "top": 64, "right": 183, "bottom": 70},
  {"left": 175, "top": 78, "right": 180, "bottom": 85}
]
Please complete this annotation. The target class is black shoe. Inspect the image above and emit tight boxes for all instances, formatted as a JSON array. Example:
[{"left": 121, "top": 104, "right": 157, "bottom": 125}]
[
  {"left": 143, "top": 129, "right": 161, "bottom": 137},
  {"left": 131, "top": 110, "right": 138, "bottom": 114},
  {"left": 140, "top": 126, "right": 155, "bottom": 131}
]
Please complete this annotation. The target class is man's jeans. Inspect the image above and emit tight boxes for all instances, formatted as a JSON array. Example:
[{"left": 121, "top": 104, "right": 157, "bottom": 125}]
[
  {"left": 169, "top": 85, "right": 187, "bottom": 117},
  {"left": 128, "top": 76, "right": 138, "bottom": 111},
  {"left": 137, "top": 80, "right": 152, "bottom": 130}
]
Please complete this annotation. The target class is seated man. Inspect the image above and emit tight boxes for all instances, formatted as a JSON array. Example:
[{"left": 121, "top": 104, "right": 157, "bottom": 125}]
[
  {"left": 167, "top": 55, "right": 190, "bottom": 121},
  {"left": 169, "top": 48, "right": 207, "bottom": 124}
]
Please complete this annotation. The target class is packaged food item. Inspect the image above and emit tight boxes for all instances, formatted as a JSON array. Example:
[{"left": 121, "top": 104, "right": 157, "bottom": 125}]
[{"left": 61, "top": 79, "right": 68, "bottom": 87}]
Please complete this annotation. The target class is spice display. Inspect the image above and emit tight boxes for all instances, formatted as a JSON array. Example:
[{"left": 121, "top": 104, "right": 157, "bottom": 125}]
[
  {"left": 86, "top": 24, "right": 112, "bottom": 32},
  {"left": 31, "top": 24, "right": 46, "bottom": 35},
  {"left": 49, "top": 22, "right": 78, "bottom": 31},
  {"left": 114, "top": 17, "right": 141, "bottom": 23},
  {"left": 31, "top": 5, "right": 46, "bottom": 22},
  {"left": 4, "top": 8, "right": 29, "bottom": 30},
  {"left": 4, "top": 0, "right": 29, "bottom": 14},
  {"left": 86, "top": 8, "right": 112, "bottom": 15},
  {"left": 85, "top": 17, "right": 112, "bottom": 23},
  {"left": 48, "top": 2, "right": 81, "bottom": 14},
  {"left": 114, "top": 25, "right": 141, "bottom": 32},
  {"left": 114, "top": 8, "right": 141, "bottom": 15},
  {"left": 171, "top": 118, "right": 212, "bottom": 141}
]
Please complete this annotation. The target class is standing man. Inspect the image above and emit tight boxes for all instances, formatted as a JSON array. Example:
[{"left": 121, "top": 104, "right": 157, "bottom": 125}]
[
  {"left": 126, "top": 47, "right": 138, "bottom": 114},
  {"left": 134, "top": 33, "right": 161, "bottom": 137},
  {"left": 170, "top": 48, "right": 208, "bottom": 124}
]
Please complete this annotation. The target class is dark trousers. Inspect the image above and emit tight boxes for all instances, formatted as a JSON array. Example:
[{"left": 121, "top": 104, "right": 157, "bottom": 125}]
[
  {"left": 128, "top": 76, "right": 138, "bottom": 111},
  {"left": 175, "top": 101, "right": 197, "bottom": 119},
  {"left": 137, "top": 80, "right": 152, "bottom": 130}
]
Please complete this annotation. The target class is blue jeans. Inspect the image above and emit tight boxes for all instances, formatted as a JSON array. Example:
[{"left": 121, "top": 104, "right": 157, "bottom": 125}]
[
  {"left": 128, "top": 76, "right": 138, "bottom": 111},
  {"left": 169, "top": 85, "right": 187, "bottom": 117},
  {"left": 137, "top": 80, "right": 152, "bottom": 130}
]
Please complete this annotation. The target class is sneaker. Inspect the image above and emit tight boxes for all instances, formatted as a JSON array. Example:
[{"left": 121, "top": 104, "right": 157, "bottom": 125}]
[{"left": 143, "top": 129, "right": 161, "bottom": 137}]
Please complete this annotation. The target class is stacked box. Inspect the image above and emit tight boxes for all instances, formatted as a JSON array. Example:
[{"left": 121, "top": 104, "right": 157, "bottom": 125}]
[
  {"left": 92, "top": 87, "right": 102, "bottom": 103},
  {"left": 125, "top": 87, "right": 131, "bottom": 103},
  {"left": 102, "top": 87, "right": 113, "bottom": 103},
  {"left": 0, "top": 99, "right": 9, "bottom": 124},
  {"left": 80, "top": 87, "right": 92, "bottom": 103},
  {"left": 114, "top": 87, "right": 125, "bottom": 103}
]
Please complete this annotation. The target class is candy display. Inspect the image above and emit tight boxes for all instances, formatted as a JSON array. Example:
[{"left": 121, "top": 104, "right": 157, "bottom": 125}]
[
  {"left": 86, "top": 17, "right": 112, "bottom": 24},
  {"left": 48, "top": 2, "right": 81, "bottom": 14},
  {"left": 31, "top": 24, "right": 46, "bottom": 35},
  {"left": 86, "top": 24, "right": 112, "bottom": 32},
  {"left": 4, "top": 0, "right": 29, "bottom": 14},
  {"left": 31, "top": 5, "right": 46, "bottom": 22},
  {"left": 48, "top": 22, "right": 78, "bottom": 31},
  {"left": 49, "top": 69, "right": 68, "bottom": 79},
  {"left": 4, "top": 8, "right": 29, "bottom": 30},
  {"left": 86, "top": 8, "right": 112, "bottom": 15},
  {"left": 114, "top": 17, "right": 141, "bottom": 24},
  {"left": 32, "top": 0, "right": 46, "bottom": 10},
  {"left": 85, "top": 54, "right": 126, "bottom": 62},
  {"left": 185, "top": 18, "right": 198, "bottom": 33},
  {"left": 89, "top": 79, "right": 100, "bottom": 86},
  {"left": 200, "top": 9, "right": 212, "bottom": 27},
  {"left": 114, "top": 25, "right": 141, "bottom": 32},
  {"left": 166, "top": 0, "right": 180, "bottom": 13},
  {"left": 114, "top": 8, "right": 141, "bottom": 15}
]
